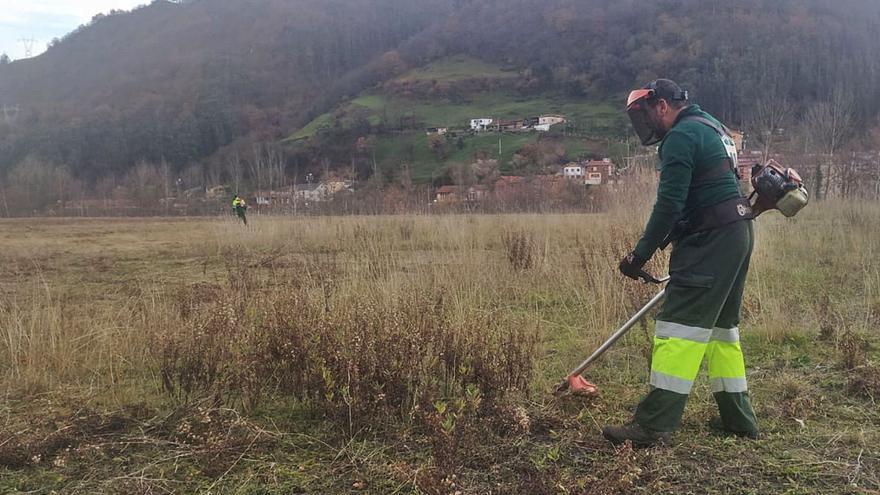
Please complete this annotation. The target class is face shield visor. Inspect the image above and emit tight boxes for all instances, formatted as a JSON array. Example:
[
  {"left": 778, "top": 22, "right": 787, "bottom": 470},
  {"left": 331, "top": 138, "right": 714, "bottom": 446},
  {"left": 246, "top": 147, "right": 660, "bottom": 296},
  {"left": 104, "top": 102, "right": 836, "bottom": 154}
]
[{"left": 626, "top": 89, "right": 663, "bottom": 146}]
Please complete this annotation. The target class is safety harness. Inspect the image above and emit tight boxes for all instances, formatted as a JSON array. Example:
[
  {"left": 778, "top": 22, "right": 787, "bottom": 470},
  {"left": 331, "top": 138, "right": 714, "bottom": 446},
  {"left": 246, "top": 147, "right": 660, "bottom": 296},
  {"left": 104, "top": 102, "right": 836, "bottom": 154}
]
[{"left": 659, "top": 115, "right": 753, "bottom": 248}]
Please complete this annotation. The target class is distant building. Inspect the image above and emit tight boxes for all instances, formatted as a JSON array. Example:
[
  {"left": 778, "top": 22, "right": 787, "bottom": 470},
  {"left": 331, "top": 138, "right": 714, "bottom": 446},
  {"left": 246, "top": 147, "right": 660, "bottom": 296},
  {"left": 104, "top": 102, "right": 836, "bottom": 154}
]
[
  {"left": 434, "top": 185, "right": 488, "bottom": 204},
  {"left": 435, "top": 185, "right": 459, "bottom": 203},
  {"left": 522, "top": 117, "right": 539, "bottom": 128},
  {"left": 255, "top": 191, "right": 272, "bottom": 205},
  {"left": 205, "top": 185, "right": 229, "bottom": 199},
  {"left": 496, "top": 119, "right": 524, "bottom": 132},
  {"left": 426, "top": 127, "right": 448, "bottom": 135},
  {"left": 562, "top": 164, "right": 585, "bottom": 178},
  {"left": 254, "top": 188, "right": 296, "bottom": 207},
  {"left": 584, "top": 159, "right": 615, "bottom": 185},
  {"left": 292, "top": 181, "right": 351, "bottom": 203},
  {"left": 470, "top": 118, "right": 494, "bottom": 132},
  {"left": 539, "top": 114, "right": 567, "bottom": 126},
  {"left": 466, "top": 185, "right": 488, "bottom": 202},
  {"left": 493, "top": 175, "right": 526, "bottom": 199},
  {"left": 534, "top": 114, "right": 567, "bottom": 132}
]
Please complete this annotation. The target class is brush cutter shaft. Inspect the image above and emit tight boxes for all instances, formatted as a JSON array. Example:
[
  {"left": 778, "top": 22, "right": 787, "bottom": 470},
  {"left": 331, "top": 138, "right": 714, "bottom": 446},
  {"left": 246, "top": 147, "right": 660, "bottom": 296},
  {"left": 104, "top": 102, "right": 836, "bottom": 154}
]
[{"left": 564, "top": 276, "right": 670, "bottom": 382}]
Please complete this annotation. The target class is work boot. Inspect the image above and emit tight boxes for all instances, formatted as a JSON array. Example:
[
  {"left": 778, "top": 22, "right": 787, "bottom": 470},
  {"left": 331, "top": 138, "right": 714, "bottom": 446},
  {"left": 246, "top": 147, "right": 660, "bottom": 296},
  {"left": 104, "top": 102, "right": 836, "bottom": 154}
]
[
  {"left": 708, "top": 417, "right": 760, "bottom": 440},
  {"left": 602, "top": 422, "right": 672, "bottom": 447}
]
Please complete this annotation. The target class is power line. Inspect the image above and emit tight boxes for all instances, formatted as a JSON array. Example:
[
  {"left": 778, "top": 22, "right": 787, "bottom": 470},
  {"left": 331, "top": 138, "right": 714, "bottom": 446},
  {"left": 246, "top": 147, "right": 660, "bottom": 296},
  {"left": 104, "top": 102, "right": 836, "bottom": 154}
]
[
  {"left": 2, "top": 104, "right": 19, "bottom": 125},
  {"left": 18, "top": 38, "right": 36, "bottom": 58}
]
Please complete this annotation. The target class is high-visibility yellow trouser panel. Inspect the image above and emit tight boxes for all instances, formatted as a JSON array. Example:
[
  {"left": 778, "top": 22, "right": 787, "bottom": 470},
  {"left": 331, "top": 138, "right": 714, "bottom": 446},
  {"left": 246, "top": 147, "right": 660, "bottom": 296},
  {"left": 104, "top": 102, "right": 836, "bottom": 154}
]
[
  {"left": 650, "top": 321, "right": 748, "bottom": 394},
  {"left": 706, "top": 327, "right": 748, "bottom": 393}
]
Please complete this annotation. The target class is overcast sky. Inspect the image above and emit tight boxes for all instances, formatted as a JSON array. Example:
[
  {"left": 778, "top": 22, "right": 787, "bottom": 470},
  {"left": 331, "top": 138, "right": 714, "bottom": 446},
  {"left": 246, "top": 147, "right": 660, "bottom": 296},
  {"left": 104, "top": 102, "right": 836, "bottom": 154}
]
[{"left": 0, "top": 0, "right": 146, "bottom": 60}]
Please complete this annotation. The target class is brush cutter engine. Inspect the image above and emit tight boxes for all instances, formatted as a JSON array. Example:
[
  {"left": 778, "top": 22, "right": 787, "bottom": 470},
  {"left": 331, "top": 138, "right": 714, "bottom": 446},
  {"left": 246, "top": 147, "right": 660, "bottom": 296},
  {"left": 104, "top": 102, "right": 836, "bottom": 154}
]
[{"left": 749, "top": 160, "right": 809, "bottom": 217}]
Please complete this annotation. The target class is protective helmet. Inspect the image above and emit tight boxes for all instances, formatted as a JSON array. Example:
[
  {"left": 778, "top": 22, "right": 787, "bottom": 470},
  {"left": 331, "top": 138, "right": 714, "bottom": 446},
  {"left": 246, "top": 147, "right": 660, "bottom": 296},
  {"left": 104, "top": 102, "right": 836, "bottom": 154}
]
[{"left": 626, "top": 79, "right": 689, "bottom": 146}]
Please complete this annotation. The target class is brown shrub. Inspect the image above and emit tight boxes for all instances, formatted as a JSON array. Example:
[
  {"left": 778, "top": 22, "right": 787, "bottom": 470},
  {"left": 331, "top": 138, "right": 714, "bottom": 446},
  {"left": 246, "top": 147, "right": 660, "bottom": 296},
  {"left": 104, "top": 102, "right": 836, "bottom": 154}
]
[
  {"left": 774, "top": 373, "right": 819, "bottom": 419},
  {"left": 502, "top": 229, "right": 535, "bottom": 271},
  {"left": 838, "top": 330, "right": 869, "bottom": 371},
  {"left": 846, "top": 365, "right": 880, "bottom": 399},
  {"left": 159, "top": 278, "right": 541, "bottom": 427}
]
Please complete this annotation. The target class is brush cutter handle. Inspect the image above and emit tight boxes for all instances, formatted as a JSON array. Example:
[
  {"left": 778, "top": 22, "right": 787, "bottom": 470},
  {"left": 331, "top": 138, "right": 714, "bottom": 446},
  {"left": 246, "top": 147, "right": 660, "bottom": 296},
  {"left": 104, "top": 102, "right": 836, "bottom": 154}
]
[
  {"left": 638, "top": 270, "right": 664, "bottom": 284},
  {"left": 556, "top": 274, "right": 670, "bottom": 393}
]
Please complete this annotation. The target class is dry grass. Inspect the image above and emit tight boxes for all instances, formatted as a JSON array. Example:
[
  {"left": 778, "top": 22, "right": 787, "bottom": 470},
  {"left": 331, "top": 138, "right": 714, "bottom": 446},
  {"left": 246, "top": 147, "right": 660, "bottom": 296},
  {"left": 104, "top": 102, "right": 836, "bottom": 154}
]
[{"left": 0, "top": 196, "right": 879, "bottom": 492}]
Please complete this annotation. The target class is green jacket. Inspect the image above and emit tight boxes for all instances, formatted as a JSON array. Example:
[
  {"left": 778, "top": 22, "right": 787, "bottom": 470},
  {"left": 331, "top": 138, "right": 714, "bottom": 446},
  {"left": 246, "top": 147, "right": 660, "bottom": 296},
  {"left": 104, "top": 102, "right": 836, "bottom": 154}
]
[{"left": 634, "top": 105, "right": 742, "bottom": 260}]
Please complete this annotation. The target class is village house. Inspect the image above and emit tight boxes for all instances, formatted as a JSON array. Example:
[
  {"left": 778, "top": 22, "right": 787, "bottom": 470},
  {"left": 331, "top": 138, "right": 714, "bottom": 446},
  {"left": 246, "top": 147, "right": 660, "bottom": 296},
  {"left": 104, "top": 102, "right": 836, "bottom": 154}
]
[
  {"left": 493, "top": 175, "right": 526, "bottom": 200},
  {"left": 539, "top": 115, "right": 567, "bottom": 126},
  {"left": 584, "top": 158, "right": 615, "bottom": 185},
  {"left": 435, "top": 185, "right": 458, "bottom": 203},
  {"left": 434, "top": 185, "right": 489, "bottom": 204},
  {"left": 292, "top": 181, "right": 352, "bottom": 203},
  {"left": 205, "top": 185, "right": 229, "bottom": 199},
  {"left": 470, "top": 118, "right": 494, "bottom": 132},
  {"left": 562, "top": 164, "right": 585, "bottom": 178},
  {"left": 468, "top": 185, "right": 489, "bottom": 202},
  {"left": 254, "top": 188, "right": 295, "bottom": 207},
  {"left": 255, "top": 191, "right": 271, "bottom": 206},
  {"left": 496, "top": 119, "right": 524, "bottom": 132},
  {"left": 534, "top": 114, "right": 567, "bottom": 132}
]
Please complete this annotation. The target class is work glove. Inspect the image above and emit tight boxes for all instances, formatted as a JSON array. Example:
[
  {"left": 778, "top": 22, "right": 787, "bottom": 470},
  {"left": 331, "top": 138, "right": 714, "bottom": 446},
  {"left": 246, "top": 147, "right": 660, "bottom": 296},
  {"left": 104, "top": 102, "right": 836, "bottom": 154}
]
[{"left": 618, "top": 251, "right": 648, "bottom": 281}]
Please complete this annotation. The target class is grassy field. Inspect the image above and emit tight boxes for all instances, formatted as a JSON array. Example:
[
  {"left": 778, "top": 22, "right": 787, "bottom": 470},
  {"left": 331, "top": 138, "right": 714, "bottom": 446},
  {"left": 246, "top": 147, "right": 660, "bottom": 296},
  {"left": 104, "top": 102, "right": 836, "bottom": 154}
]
[
  {"left": 288, "top": 92, "right": 629, "bottom": 141},
  {"left": 284, "top": 56, "right": 632, "bottom": 184},
  {"left": 288, "top": 90, "right": 627, "bottom": 182},
  {"left": 372, "top": 132, "right": 599, "bottom": 182},
  {"left": 1, "top": 199, "right": 879, "bottom": 494}
]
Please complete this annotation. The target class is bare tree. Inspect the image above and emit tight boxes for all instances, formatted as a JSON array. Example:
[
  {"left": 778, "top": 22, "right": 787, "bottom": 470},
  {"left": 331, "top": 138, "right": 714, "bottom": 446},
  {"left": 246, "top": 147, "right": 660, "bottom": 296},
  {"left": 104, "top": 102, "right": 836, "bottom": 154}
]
[
  {"left": 748, "top": 92, "right": 791, "bottom": 162},
  {"left": 802, "top": 89, "right": 855, "bottom": 200},
  {"left": 250, "top": 145, "right": 265, "bottom": 192},
  {"left": 227, "top": 152, "right": 243, "bottom": 194}
]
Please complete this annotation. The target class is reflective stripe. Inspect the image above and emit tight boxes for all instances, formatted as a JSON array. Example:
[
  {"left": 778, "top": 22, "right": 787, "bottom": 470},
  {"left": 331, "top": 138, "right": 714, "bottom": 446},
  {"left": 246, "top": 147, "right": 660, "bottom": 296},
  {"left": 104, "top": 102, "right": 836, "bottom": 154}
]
[
  {"left": 711, "top": 376, "right": 748, "bottom": 393},
  {"left": 651, "top": 336, "right": 707, "bottom": 381},
  {"left": 711, "top": 327, "right": 740, "bottom": 343},
  {"left": 707, "top": 341, "right": 746, "bottom": 378},
  {"left": 655, "top": 320, "right": 713, "bottom": 343},
  {"left": 651, "top": 370, "right": 695, "bottom": 394}
]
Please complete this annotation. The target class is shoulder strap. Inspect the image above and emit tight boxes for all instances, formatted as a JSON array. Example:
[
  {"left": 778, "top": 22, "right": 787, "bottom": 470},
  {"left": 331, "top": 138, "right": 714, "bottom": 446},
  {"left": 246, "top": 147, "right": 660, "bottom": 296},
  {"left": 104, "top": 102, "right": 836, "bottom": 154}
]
[
  {"left": 678, "top": 115, "right": 739, "bottom": 183},
  {"left": 679, "top": 115, "right": 731, "bottom": 138}
]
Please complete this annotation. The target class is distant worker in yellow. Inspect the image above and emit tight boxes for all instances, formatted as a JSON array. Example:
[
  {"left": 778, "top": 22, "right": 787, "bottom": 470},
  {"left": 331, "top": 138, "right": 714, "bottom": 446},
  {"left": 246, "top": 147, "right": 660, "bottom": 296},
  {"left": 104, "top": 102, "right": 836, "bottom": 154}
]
[{"left": 232, "top": 195, "right": 248, "bottom": 225}]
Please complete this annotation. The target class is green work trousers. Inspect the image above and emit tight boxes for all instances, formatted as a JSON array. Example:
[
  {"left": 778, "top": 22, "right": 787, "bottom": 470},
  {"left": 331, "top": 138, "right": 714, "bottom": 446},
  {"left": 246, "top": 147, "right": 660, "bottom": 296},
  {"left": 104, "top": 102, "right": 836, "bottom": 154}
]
[
  {"left": 234, "top": 207, "right": 248, "bottom": 225},
  {"left": 634, "top": 219, "right": 758, "bottom": 434}
]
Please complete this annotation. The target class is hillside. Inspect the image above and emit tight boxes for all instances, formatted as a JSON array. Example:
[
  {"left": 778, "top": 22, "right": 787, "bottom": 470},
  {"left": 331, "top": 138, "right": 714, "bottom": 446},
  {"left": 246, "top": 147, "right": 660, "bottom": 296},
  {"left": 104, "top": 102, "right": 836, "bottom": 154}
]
[
  {"left": 286, "top": 56, "right": 629, "bottom": 182},
  {"left": 0, "top": 0, "right": 453, "bottom": 181},
  {"left": 2, "top": 0, "right": 880, "bottom": 207}
]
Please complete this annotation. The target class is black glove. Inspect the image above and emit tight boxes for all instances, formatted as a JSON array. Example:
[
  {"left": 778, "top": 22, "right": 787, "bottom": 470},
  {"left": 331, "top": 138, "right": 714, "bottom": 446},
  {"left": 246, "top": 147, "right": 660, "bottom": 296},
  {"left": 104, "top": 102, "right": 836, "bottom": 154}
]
[{"left": 618, "top": 251, "right": 648, "bottom": 280}]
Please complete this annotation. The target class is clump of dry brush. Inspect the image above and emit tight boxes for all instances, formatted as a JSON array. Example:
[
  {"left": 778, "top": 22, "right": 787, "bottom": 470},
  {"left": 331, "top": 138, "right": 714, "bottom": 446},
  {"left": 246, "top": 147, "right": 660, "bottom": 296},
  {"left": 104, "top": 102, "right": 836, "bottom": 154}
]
[{"left": 159, "top": 258, "right": 540, "bottom": 428}]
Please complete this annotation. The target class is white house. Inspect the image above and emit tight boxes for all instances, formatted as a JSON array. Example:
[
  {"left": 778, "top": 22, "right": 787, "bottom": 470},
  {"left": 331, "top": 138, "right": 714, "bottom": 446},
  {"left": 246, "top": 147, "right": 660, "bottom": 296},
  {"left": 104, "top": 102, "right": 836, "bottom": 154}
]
[
  {"left": 293, "top": 183, "right": 326, "bottom": 202},
  {"left": 562, "top": 164, "right": 584, "bottom": 178},
  {"left": 292, "top": 181, "right": 353, "bottom": 203},
  {"left": 255, "top": 192, "right": 272, "bottom": 205},
  {"left": 470, "top": 118, "right": 494, "bottom": 131},
  {"left": 539, "top": 115, "right": 567, "bottom": 126},
  {"left": 535, "top": 114, "right": 567, "bottom": 132}
]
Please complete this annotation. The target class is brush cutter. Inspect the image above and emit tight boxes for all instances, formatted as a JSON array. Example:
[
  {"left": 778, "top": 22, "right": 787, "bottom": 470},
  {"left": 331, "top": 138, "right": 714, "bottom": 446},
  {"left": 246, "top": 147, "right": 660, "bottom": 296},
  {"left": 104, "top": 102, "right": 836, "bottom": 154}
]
[{"left": 555, "top": 271, "right": 670, "bottom": 396}]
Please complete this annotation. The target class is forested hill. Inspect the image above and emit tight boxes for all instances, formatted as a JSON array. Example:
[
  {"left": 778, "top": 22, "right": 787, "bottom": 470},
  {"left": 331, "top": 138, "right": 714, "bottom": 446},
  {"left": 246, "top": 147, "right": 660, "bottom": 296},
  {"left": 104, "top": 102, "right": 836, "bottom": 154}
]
[{"left": 1, "top": 0, "right": 879, "bottom": 187}]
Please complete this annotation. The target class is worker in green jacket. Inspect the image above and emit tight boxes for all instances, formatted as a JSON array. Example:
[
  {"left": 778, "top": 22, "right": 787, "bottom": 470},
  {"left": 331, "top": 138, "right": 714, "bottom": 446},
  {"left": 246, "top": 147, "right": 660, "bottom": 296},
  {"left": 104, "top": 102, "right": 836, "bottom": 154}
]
[
  {"left": 603, "top": 79, "right": 759, "bottom": 446},
  {"left": 232, "top": 195, "right": 248, "bottom": 225}
]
